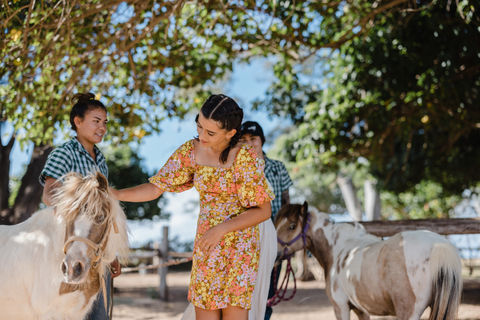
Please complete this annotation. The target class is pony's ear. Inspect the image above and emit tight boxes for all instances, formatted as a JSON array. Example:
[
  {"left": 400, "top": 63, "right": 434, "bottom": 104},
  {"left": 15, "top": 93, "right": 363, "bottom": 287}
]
[
  {"left": 96, "top": 172, "right": 109, "bottom": 192},
  {"left": 302, "top": 201, "right": 309, "bottom": 215}
]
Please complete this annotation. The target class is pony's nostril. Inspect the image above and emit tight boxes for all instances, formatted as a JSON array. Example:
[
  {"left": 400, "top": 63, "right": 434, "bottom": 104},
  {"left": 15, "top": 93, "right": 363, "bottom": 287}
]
[
  {"left": 61, "top": 261, "right": 67, "bottom": 275},
  {"left": 73, "top": 262, "right": 84, "bottom": 278}
]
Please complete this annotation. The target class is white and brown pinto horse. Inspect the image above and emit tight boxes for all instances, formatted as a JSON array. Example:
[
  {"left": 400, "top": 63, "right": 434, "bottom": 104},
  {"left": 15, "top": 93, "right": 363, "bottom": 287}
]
[
  {"left": 275, "top": 202, "right": 462, "bottom": 320},
  {"left": 0, "top": 172, "right": 129, "bottom": 320}
]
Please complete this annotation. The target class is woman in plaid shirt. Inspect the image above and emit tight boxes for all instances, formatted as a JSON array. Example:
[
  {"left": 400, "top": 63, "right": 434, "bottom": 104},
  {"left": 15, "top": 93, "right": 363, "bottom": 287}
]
[{"left": 39, "top": 93, "right": 120, "bottom": 320}]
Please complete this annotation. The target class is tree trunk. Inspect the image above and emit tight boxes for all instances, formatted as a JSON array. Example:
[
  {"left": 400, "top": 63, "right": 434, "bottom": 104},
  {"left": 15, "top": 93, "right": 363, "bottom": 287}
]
[
  {"left": 10, "top": 144, "right": 52, "bottom": 224},
  {"left": 0, "top": 132, "right": 15, "bottom": 224},
  {"left": 473, "top": 195, "right": 480, "bottom": 217},
  {"left": 364, "top": 180, "right": 381, "bottom": 221},
  {"left": 337, "top": 174, "right": 362, "bottom": 221}
]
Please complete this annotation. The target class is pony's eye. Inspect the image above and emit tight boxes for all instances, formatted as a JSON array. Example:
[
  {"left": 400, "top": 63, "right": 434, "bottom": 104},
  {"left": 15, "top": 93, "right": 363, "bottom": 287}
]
[
  {"left": 95, "top": 215, "right": 105, "bottom": 224},
  {"left": 289, "top": 223, "right": 296, "bottom": 230}
]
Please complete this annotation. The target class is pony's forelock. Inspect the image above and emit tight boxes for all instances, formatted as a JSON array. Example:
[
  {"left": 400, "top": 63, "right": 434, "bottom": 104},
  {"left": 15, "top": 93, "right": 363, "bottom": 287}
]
[
  {"left": 274, "top": 204, "right": 303, "bottom": 227},
  {"left": 52, "top": 173, "right": 112, "bottom": 224}
]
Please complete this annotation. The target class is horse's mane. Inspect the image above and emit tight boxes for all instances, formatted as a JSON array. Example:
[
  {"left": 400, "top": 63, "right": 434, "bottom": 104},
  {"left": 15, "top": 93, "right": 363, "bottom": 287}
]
[
  {"left": 281, "top": 203, "right": 379, "bottom": 245},
  {"left": 52, "top": 172, "right": 112, "bottom": 225},
  {"left": 52, "top": 172, "right": 130, "bottom": 264}
]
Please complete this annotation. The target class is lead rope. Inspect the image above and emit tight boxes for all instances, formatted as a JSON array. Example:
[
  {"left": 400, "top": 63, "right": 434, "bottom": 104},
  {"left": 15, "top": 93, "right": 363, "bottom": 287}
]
[
  {"left": 104, "top": 219, "right": 118, "bottom": 318},
  {"left": 101, "top": 273, "right": 108, "bottom": 315},
  {"left": 267, "top": 212, "right": 311, "bottom": 307},
  {"left": 266, "top": 249, "right": 297, "bottom": 307}
]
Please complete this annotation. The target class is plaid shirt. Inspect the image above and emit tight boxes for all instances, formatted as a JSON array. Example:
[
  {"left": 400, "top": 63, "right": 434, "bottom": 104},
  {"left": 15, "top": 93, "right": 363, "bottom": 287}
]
[
  {"left": 264, "top": 155, "right": 293, "bottom": 219},
  {"left": 39, "top": 137, "right": 108, "bottom": 185}
]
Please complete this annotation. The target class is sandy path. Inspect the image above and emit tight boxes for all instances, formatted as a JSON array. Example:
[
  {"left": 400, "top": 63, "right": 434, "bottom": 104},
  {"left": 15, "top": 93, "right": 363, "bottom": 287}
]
[{"left": 112, "top": 272, "right": 480, "bottom": 320}]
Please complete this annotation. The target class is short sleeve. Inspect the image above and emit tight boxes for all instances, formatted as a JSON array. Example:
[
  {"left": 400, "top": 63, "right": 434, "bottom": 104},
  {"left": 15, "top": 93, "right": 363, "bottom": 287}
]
[
  {"left": 234, "top": 145, "right": 275, "bottom": 208},
  {"left": 148, "top": 140, "right": 195, "bottom": 193},
  {"left": 39, "top": 147, "right": 73, "bottom": 186},
  {"left": 279, "top": 162, "right": 293, "bottom": 191}
]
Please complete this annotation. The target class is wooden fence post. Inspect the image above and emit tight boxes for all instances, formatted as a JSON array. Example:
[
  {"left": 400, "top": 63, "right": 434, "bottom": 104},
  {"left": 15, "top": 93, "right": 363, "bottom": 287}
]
[{"left": 158, "top": 226, "right": 169, "bottom": 301}]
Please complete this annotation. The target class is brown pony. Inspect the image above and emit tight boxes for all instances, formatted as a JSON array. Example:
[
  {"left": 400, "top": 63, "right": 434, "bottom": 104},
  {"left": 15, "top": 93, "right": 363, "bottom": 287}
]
[{"left": 275, "top": 202, "right": 462, "bottom": 320}]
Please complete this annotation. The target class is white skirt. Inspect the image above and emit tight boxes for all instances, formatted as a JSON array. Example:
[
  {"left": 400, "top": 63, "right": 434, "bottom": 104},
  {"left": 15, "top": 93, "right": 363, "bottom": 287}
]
[{"left": 181, "top": 219, "right": 277, "bottom": 319}]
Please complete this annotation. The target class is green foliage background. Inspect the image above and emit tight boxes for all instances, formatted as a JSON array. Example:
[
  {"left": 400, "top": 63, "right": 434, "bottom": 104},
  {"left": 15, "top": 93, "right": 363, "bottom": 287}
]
[{"left": 2, "top": 0, "right": 479, "bottom": 222}]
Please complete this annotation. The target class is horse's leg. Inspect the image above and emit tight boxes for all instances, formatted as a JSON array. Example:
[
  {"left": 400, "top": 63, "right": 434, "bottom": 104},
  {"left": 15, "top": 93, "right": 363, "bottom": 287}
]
[
  {"left": 352, "top": 307, "right": 370, "bottom": 320},
  {"left": 327, "top": 278, "right": 351, "bottom": 320},
  {"left": 331, "top": 301, "right": 350, "bottom": 320}
]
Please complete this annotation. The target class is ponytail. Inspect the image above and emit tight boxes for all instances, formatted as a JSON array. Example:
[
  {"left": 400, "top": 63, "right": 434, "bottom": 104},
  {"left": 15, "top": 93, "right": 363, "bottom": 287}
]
[{"left": 220, "top": 127, "right": 242, "bottom": 163}]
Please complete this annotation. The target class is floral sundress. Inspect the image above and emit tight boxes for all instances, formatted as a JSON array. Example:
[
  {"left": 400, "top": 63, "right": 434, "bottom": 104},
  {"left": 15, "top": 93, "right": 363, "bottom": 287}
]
[{"left": 148, "top": 139, "right": 274, "bottom": 310}]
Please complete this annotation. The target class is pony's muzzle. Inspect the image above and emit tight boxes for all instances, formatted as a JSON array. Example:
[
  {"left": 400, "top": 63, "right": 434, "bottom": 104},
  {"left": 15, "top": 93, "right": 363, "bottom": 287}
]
[{"left": 62, "top": 258, "right": 89, "bottom": 283}]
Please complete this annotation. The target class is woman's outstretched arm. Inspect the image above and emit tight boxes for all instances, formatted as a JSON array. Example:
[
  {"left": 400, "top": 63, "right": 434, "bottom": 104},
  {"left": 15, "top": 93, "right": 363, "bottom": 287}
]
[{"left": 111, "top": 183, "right": 163, "bottom": 202}]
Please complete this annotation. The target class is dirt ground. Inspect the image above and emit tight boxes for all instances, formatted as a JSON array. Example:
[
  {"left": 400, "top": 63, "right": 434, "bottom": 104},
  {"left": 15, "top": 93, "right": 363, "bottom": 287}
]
[{"left": 112, "top": 271, "right": 480, "bottom": 320}]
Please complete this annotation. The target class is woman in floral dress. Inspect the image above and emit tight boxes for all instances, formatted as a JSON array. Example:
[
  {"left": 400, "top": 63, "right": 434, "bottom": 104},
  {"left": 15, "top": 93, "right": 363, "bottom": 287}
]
[{"left": 113, "top": 94, "right": 274, "bottom": 320}]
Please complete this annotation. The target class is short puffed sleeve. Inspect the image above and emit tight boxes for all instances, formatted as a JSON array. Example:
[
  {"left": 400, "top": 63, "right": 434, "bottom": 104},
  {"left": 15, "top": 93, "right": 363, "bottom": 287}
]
[
  {"left": 234, "top": 145, "right": 275, "bottom": 208},
  {"left": 148, "top": 140, "right": 195, "bottom": 193}
]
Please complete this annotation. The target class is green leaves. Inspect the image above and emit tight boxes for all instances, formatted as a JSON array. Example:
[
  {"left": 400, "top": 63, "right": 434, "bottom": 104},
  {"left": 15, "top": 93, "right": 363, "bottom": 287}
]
[{"left": 256, "top": 0, "right": 480, "bottom": 218}]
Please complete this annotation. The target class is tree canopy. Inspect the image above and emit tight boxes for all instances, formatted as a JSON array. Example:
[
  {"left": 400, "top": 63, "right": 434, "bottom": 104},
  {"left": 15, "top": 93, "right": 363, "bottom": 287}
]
[
  {"left": 2, "top": 0, "right": 479, "bottom": 223},
  {"left": 259, "top": 0, "right": 480, "bottom": 218}
]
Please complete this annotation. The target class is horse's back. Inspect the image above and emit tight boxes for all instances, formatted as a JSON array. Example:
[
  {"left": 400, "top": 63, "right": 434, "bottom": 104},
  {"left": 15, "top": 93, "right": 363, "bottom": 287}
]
[
  {"left": 381, "top": 230, "right": 453, "bottom": 286},
  {"left": 0, "top": 208, "right": 60, "bottom": 266},
  {"left": 0, "top": 207, "right": 57, "bottom": 236},
  {"left": 0, "top": 207, "right": 66, "bottom": 317}
]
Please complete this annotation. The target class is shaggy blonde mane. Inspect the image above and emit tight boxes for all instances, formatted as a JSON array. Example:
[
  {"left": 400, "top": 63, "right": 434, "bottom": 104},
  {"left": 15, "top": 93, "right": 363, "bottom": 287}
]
[
  {"left": 52, "top": 172, "right": 130, "bottom": 265},
  {"left": 52, "top": 172, "right": 111, "bottom": 225}
]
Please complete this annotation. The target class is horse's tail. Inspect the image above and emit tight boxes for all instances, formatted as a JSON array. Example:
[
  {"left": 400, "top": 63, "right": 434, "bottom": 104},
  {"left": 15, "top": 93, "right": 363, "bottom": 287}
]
[{"left": 428, "top": 242, "right": 462, "bottom": 320}]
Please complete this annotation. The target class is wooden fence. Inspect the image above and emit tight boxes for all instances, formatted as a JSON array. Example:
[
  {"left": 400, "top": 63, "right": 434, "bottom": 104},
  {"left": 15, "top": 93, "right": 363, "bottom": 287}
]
[{"left": 123, "top": 226, "right": 193, "bottom": 301}]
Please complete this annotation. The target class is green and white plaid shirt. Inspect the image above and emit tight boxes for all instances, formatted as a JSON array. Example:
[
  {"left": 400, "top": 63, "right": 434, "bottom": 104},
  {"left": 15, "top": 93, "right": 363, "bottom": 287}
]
[
  {"left": 39, "top": 137, "right": 108, "bottom": 185},
  {"left": 264, "top": 155, "right": 293, "bottom": 219}
]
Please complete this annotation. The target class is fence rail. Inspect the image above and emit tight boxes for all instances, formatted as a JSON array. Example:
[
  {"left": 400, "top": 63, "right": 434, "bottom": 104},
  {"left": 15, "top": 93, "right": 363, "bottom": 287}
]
[{"left": 359, "top": 218, "right": 480, "bottom": 237}]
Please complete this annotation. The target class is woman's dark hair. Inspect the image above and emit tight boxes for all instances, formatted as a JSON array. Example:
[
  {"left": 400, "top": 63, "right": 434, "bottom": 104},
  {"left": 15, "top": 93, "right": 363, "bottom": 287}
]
[
  {"left": 196, "top": 94, "right": 243, "bottom": 163},
  {"left": 70, "top": 92, "right": 107, "bottom": 131}
]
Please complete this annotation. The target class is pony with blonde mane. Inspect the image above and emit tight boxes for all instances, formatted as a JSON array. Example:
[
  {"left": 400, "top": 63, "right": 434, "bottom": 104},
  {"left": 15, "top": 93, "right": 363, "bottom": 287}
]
[
  {"left": 0, "top": 172, "right": 129, "bottom": 320},
  {"left": 275, "top": 202, "right": 462, "bottom": 320}
]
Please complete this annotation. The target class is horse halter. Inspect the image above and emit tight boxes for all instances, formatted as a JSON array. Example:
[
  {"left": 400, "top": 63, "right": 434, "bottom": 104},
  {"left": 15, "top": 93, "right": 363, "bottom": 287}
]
[
  {"left": 63, "top": 217, "right": 119, "bottom": 267},
  {"left": 62, "top": 214, "right": 119, "bottom": 313},
  {"left": 277, "top": 210, "right": 311, "bottom": 258},
  {"left": 268, "top": 210, "right": 311, "bottom": 307}
]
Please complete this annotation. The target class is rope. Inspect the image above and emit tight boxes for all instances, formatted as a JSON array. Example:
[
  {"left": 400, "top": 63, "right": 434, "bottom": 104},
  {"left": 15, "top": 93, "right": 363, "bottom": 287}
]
[
  {"left": 267, "top": 211, "right": 311, "bottom": 307},
  {"left": 122, "top": 257, "right": 193, "bottom": 273},
  {"left": 266, "top": 253, "right": 297, "bottom": 307}
]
